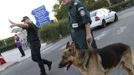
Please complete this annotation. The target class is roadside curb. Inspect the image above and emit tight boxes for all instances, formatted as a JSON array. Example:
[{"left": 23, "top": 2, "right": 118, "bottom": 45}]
[
  {"left": 0, "top": 43, "right": 54, "bottom": 73},
  {"left": 0, "top": 62, "right": 19, "bottom": 73},
  {"left": 0, "top": 55, "right": 31, "bottom": 73}
]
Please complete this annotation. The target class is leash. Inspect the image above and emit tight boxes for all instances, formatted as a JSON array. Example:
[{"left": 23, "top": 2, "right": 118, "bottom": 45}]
[{"left": 85, "top": 51, "right": 91, "bottom": 68}]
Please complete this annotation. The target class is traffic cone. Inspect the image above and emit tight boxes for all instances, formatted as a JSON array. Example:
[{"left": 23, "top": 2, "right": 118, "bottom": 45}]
[{"left": 0, "top": 54, "right": 6, "bottom": 65}]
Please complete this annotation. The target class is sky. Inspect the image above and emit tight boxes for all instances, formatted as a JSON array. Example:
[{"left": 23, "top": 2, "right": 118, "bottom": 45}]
[{"left": 0, "top": 0, "right": 58, "bottom": 40}]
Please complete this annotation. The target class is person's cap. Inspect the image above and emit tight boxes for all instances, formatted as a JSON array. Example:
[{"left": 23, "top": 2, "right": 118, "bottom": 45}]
[
  {"left": 15, "top": 34, "right": 17, "bottom": 36},
  {"left": 21, "top": 16, "right": 29, "bottom": 22},
  {"left": 59, "top": 0, "right": 64, "bottom": 3}
]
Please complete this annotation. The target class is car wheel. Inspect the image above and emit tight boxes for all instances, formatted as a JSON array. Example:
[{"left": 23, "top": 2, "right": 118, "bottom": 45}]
[
  {"left": 114, "top": 14, "right": 118, "bottom": 22},
  {"left": 102, "top": 20, "right": 106, "bottom": 28}
]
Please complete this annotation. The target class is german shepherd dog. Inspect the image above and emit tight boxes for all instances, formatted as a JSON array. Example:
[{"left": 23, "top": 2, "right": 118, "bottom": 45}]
[{"left": 59, "top": 42, "right": 134, "bottom": 75}]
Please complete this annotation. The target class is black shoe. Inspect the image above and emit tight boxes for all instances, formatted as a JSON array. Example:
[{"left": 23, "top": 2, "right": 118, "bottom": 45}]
[
  {"left": 21, "top": 55, "right": 25, "bottom": 57},
  {"left": 40, "top": 73, "right": 47, "bottom": 75},
  {"left": 48, "top": 61, "right": 52, "bottom": 71}
]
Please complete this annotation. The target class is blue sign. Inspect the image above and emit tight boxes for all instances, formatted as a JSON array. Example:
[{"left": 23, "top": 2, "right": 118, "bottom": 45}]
[
  {"left": 32, "top": 5, "right": 50, "bottom": 27},
  {"left": 36, "top": 17, "right": 50, "bottom": 27}
]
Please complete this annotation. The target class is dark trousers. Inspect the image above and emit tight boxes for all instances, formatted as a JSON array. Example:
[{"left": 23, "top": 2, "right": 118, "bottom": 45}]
[
  {"left": 18, "top": 46, "right": 25, "bottom": 56},
  {"left": 29, "top": 41, "right": 51, "bottom": 74}
]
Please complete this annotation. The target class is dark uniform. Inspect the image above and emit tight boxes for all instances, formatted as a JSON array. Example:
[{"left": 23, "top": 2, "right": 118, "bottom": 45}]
[
  {"left": 26, "top": 22, "right": 52, "bottom": 75},
  {"left": 68, "top": 0, "right": 97, "bottom": 49}
]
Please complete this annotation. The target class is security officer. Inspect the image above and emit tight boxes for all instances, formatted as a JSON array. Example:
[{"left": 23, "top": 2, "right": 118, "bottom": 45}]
[
  {"left": 9, "top": 16, "right": 52, "bottom": 75},
  {"left": 61, "top": 0, "right": 97, "bottom": 49}
]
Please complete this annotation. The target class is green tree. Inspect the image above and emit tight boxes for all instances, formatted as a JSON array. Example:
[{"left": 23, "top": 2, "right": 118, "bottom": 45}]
[{"left": 53, "top": 3, "right": 68, "bottom": 20}]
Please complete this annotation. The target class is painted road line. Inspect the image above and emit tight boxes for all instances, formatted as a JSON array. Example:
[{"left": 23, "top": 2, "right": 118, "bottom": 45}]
[
  {"left": 117, "top": 26, "right": 127, "bottom": 35},
  {"left": 42, "top": 43, "right": 67, "bottom": 54},
  {"left": 42, "top": 45, "right": 55, "bottom": 54},
  {"left": 95, "top": 30, "right": 110, "bottom": 40}
]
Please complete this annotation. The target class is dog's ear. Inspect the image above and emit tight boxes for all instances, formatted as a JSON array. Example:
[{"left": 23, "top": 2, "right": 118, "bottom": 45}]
[
  {"left": 66, "top": 41, "right": 70, "bottom": 49},
  {"left": 71, "top": 42, "right": 76, "bottom": 49},
  {"left": 70, "top": 42, "right": 77, "bottom": 55},
  {"left": 71, "top": 42, "right": 75, "bottom": 46}
]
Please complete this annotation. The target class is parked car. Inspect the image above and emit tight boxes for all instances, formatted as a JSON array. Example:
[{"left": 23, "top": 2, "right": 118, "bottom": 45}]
[{"left": 90, "top": 8, "right": 118, "bottom": 29}]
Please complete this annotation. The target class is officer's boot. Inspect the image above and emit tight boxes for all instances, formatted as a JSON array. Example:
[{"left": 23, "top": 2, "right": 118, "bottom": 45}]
[
  {"left": 40, "top": 67, "right": 47, "bottom": 75},
  {"left": 40, "top": 71, "right": 47, "bottom": 75},
  {"left": 42, "top": 59, "right": 52, "bottom": 71},
  {"left": 37, "top": 61, "right": 47, "bottom": 75},
  {"left": 47, "top": 61, "right": 52, "bottom": 71}
]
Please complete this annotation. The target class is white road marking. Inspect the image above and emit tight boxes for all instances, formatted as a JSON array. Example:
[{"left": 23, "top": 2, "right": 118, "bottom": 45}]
[
  {"left": 117, "top": 26, "right": 127, "bottom": 35},
  {"left": 95, "top": 30, "right": 109, "bottom": 40},
  {"left": 42, "top": 45, "right": 55, "bottom": 54},
  {"left": 42, "top": 44, "right": 66, "bottom": 54}
]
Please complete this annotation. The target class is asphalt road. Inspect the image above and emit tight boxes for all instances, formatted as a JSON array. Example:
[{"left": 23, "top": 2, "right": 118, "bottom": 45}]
[{"left": 1, "top": 6, "right": 134, "bottom": 75}]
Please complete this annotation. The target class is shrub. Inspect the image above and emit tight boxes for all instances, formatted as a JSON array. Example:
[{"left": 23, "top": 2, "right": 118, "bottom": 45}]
[
  {"left": 0, "top": 43, "right": 16, "bottom": 53},
  {"left": 39, "top": 18, "right": 70, "bottom": 43},
  {"left": 0, "top": 41, "right": 4, "bottom": 47},
  {"left": 108, "top": 0, "right": 134, "bottom": 11},
  {"left": 110, "top": 0, "right": 124, "bottom": 4},
  {"left": 0, "top": 36, "right": 15, "bottom": 53}
]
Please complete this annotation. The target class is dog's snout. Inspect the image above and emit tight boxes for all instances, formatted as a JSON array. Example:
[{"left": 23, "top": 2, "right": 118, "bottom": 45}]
[{"left": 58, "top": 62, "right": 67, "bottom": 68}]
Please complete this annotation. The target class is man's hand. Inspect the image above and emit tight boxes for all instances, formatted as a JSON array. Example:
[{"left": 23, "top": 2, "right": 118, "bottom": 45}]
[
  {"left": 8, "top": 19, "right": 16, "bottom": 25},
  {"left": 9, "top": 19, "right": 16, "bottom": 28},
  {"left": 86, "top": 33, "right": 92, "bottom": 45},
  {"left": 10, "top": 25, "right": 16, "bottom": 28},
  {"left": 8, "top": 19, "right": 28, "bottom": 29},
  {"left": 86, "top": 33, "right": 92, "bottom": 41},
  {"left": 85, "top": 23, "right": 93, "bottom": 46}
]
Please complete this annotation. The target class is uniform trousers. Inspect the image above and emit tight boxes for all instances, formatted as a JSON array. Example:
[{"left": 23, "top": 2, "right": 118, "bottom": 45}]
[{"left": 29, "top": 41, "right": 50, "bottom": 74}]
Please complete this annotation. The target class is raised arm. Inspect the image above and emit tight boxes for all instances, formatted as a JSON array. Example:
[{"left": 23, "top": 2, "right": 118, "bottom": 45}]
[{"left": 9, "top": 19, "right": 28, "bottom": 29}]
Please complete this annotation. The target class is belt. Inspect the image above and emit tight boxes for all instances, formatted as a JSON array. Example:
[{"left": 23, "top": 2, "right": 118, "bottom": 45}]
[
  {"left": 71, "top": 26, "right": 85, "bottom": 32},
  {"left": 28, "top": 39, "right": 40, "bottom": 43}
]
